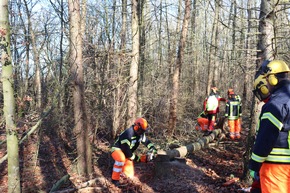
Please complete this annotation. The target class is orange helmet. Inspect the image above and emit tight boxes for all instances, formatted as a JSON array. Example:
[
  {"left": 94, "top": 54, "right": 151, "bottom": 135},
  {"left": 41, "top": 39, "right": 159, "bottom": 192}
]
[
  {"left": 134, "top": 118, "right": 148, "bottom": 131},
  {"left": 228, "top": 89, "right": 234, "bottom": 95}
]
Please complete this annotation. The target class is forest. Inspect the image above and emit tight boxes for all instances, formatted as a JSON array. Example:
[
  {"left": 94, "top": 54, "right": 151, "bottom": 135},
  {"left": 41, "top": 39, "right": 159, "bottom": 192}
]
[{"left": 1, "top": 0, "right": 290, "bottom": 192}]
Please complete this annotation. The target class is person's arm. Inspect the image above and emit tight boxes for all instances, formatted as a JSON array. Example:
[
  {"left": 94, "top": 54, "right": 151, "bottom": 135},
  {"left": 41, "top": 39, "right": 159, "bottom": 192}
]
[
  {"left": 140, "top": 134, "right": 157, "bottom": 152},
  {"left": 249, "top": 104, "right": 282, "bottom": 172}
]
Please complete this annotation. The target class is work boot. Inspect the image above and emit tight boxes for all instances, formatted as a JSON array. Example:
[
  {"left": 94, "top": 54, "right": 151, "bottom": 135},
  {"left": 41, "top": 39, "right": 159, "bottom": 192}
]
[
  {"left": 112, "top": 180, "right": 120, "bottom": 187},
  {"left": 112, "top": 179, "right": 128, "bottom": 187}
]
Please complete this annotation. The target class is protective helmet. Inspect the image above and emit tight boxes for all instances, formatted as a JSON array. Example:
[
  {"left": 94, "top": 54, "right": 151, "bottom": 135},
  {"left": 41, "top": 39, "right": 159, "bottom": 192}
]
[
  {"left": 253, "top": 74, "right": 270, "bottom": 101},
  {"left": 134, "top": 118, "right": 148, "bottom": 131},
  {"left": 262, "top": 60, "right": 290, "bottom": 86},
  {"left": 228, "top": 89, "right": 234, "bottom": 95},
  {"left": 262, "top": 60, "right": 290, "bottom": 76}
]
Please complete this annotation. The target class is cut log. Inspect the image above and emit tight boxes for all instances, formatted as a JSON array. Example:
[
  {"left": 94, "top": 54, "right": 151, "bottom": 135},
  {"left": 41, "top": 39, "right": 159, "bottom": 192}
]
[
  {"left": 153, "top": 129, "right": 221, "bottom": 179},
  {"left": 157, "top": 129, "right": 221, "bottom": 159}
]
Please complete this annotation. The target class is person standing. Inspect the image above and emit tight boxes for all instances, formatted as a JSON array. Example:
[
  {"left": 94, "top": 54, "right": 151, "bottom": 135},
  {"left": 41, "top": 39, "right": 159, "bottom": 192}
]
[
  {"left": 225, "top": 89, "right": 242, "bottom": 140},
  {"left": 203, "top": 87, "right": 226, "bottom": 134},
  {"left": 110, "top": 118, "right": 157, "bottom": 186},
  {"left": 250, "top": 72, "right": 271, "bottom": 193},
  {"left": 249, "top": 60, "right": 290, "bottom": 193}
]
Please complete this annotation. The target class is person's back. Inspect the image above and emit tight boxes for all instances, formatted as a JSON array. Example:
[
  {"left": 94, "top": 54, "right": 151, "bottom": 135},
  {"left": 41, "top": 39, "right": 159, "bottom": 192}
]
[
  {"left": 225, "top": 89, "right": 242, "bottom": 139},
  {"left": 205, "top": 94, "right": 219, "bottom": 113}
]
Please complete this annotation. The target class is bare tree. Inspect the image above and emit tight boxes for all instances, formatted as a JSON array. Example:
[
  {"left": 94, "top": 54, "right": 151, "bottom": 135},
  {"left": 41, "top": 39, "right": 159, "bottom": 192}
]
[
  {"left": 243, "top": 0, "right": 277, "bottom": 182},
  {"left": 0, "top": 0, "right": 21, "bottom": 192},
  {"left": 23, "top": 0, "right": 45, "bottom": 111},
  {"left": 168, "top": 0, "right": 191, "bottom": 136},
  {"left": 68, "top": 0, "right": 92, "bottom": 178},
  {"left": 127, "top": 0, "right": 140, "bottom": 126},
  {"left": 206, "top": 0, "right": 221, "bottom": 94}
]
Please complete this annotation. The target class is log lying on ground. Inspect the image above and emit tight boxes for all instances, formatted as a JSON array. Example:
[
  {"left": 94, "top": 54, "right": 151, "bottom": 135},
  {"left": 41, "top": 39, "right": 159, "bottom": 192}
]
[{"left": 158, "top": 129, "right": 222, "bottom": 159}]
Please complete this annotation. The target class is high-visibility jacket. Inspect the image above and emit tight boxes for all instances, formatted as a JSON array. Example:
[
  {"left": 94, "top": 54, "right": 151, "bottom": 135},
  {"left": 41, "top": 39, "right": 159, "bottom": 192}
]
[
  {"left": 111, "top": 126, "right": 154, "bottom": 161},
  {"left": 249, "top": 79, "right": 290, "bottom": 172},
  {"left": 203, "top": 94, "right": 226, "bottom": 114},
  {"left": 225, "top": 95, "right": 242, "bottom": 120}
]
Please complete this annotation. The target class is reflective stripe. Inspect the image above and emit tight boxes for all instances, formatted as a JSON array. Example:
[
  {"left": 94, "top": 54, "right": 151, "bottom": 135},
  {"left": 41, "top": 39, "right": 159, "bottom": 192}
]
[
  {"left": 266, "top": 155, "right": 290, "bottom": 162},
  {"left": 147, "top": 143, "right": 154, "bottom": 149},
  {"left": 114, "top": 161, "right": 124, "bottom": 166},
  {"left": 120, "top": 139, "right": 130, "bottom": 146},
  {"left": 113, "top": 167, "right": 122, "bottom": 173},
  {"left": 251, "top": 153, "right": 266, "bottom": 163},
  {"left": 261, "top": 112, "right": 283, "bottom": 131},
  {"left": 271, "top": 148, "right": 290, "bottom": 155},
  {"left": 111, "top": 147, "right": 121, "bottom": 152}
]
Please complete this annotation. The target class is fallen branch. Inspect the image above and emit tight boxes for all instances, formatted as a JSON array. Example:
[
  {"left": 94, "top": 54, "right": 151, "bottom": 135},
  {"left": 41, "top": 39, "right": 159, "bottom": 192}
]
[
  {"left": 49, "top": 174, "right": 70, "bottom": 193},
  {"left": 0, "top": 109, "right": 52, "bottom": 165},
  {"left": 50, "top": 177, "right": 109, "bottom": 193}
]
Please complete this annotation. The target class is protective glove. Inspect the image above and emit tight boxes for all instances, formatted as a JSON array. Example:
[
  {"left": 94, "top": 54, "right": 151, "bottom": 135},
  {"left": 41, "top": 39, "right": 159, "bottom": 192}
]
[{"left": 249, "top": 170, "right": 260, "bottom": 181}]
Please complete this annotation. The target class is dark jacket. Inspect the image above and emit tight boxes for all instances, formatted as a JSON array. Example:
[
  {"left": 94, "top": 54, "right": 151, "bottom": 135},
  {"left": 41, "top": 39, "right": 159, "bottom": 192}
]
[
  {"left": 249, "top": 79, "right": 290, "bottom": 172},
  {"left": 225, "top": 94, "right": 242, "bottom": 120},
  {"left": 111, "top": 126, "right": 154, "bottom": 159}
]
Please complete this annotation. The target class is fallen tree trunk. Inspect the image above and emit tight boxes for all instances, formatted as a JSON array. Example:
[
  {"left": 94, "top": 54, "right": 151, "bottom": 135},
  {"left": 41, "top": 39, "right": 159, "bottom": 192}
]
[{"left": 158, "top": 129, "right": 222, "bottom": 159}]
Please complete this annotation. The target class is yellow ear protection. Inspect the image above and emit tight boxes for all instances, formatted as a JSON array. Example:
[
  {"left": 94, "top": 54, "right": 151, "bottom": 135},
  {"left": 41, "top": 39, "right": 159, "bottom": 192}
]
[
  {"left": 256, "top": 79, "right": 269, "bottom": 95},
  {"left": 267, "top": 74, "right": 278, "bottom": 86},
  {"left": 259, "top": 84, "right": 269, "bottom": 95}
]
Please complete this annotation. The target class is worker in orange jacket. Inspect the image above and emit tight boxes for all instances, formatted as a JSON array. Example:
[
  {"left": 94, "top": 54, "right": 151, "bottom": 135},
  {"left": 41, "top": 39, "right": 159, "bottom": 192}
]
[
  {"left": 110, "top": 118, "right": 157, "bottom": 186},
  {"left": 225, "top": 89, "right": 242, "bottom": 140},
  {"left": 203, "top": 87, "right": 226, "bottom": 134},
  {"left": 196, "top": 111, "right": 208, "bottom": 131}
]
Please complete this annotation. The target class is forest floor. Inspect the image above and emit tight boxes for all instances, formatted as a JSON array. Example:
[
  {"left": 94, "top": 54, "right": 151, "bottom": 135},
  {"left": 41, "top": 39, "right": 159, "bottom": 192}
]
[{"left": 0, "top": 119, "right": 253, "bottom": 193}]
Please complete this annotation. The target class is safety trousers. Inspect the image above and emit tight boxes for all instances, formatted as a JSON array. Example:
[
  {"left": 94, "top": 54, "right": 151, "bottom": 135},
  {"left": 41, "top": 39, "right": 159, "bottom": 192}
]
[
  {"left": 260, "top": 163, "right": 290, "bottom": 193},
  {"left": 228, "top": 118, "right": 241, "bottom": 140},
  {"left": 111, "top": 149, "right": 134, "bottom": 181},
  {"left": 196, "top": 118, "right": 208, "bottom": 131},
  {"left": 207, "top": 114, "right": 216, "bottom": 131}
]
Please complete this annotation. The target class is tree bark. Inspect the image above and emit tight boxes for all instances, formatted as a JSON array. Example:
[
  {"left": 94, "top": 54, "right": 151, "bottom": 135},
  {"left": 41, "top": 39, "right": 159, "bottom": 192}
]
[
  {"left": 168, "top": 0, "right": 191, "bottom": 136},
  {"left": 127, "top": 0, "right": 140, "bottom": 126},
  {"left": 207, "top": 0, "right": 220, "bottom": 93},
  {"left": 0, "top": 0, "right": 21, "bottom": 192},
  {"left": 159, "top": 129, "right": 222, "bottom": 159},
  {"left": 68, "top": 0, "right": 91, "bottom": 178}
]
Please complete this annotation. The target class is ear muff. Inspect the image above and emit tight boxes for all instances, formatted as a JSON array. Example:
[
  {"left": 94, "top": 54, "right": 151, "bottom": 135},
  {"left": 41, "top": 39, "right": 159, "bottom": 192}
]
[
  {"left": 268, "top": 74, "right": 278, "bottom": 86},
  {"left": 260, "top": 85, "right": 269, "bottom": 95}
]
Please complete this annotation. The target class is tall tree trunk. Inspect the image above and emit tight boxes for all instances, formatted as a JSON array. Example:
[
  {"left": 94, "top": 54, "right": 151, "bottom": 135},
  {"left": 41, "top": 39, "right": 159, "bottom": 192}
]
[
  {"left": 168, "top": 0, "right": 191, "bottom": 136},
  {"left": 256, "top": 0, "right": 276, "bottom": 62},
  {"left": 138, "top": 0, "right": 146, "bottom": 117},
  {"left": 127, "top": 0, "right": 140, "bottom": 126},
  {"left": 243, "top": 0, "right": 255, "bottom": 109},
  {"left": 112, "top": 0, "right": 127, "bottom": 138},
  {"left": 207, "top": 0, "right": 220, "bottom": 94},
  {"left": 0, "top": 0, "right": 21, "bottom": 192},
  {"left": 243, "top": 0, "right": 276, "bottom": 181},
  {"left": 68, "top": 0, "right": 91, "bottom": 178},
  {"left": 23, "top": 0, "right": 42, "bottom": 111}
]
